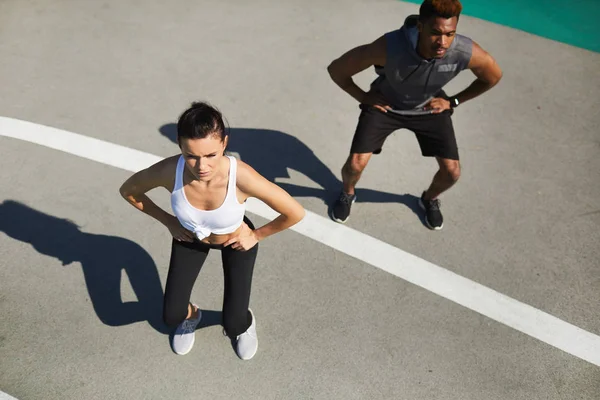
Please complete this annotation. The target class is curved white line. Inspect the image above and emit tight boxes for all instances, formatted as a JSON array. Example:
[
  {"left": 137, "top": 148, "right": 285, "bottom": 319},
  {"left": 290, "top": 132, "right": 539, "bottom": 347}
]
[{"left": 1, "top": 115, "right": 599, "bottom": 367}]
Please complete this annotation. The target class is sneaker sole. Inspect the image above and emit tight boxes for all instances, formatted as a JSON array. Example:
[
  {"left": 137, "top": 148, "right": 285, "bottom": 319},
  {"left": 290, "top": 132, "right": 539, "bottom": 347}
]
[
  {"left": 330, "top": 209, "right": 349, "bottom": 224},
  {"left": 418, "top": 199, "right": 443, "bottom": 230}
]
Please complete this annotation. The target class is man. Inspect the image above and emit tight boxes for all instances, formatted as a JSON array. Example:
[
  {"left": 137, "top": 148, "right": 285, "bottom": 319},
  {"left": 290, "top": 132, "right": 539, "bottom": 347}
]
[{"left": 327, "top": 0, "right": 502, "bottom": 230}]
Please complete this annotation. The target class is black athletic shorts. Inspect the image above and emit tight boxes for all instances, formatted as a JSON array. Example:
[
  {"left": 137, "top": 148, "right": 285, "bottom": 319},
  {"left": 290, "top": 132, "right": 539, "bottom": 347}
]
[{"left": 350, "top": 104, "right": 459, "bottom": 160}]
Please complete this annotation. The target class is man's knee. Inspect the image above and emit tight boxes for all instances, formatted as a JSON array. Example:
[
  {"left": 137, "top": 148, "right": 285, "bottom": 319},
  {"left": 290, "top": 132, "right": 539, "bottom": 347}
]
[
  {"left": 344, "top": 153, "right": 371, "bottom": 176},
  {"left": 442, "top": 160, "right": 461, "bottom": 183}
]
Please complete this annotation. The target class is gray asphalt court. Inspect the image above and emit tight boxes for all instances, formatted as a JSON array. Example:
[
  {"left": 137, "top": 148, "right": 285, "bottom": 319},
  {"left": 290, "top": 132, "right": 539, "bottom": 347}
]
[{"left": 1, "top": 1, "right": 599, "bottom": 399}]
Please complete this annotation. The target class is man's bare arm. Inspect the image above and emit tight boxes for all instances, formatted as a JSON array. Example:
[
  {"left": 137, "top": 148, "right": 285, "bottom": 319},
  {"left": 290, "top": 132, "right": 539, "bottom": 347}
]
[
  {"left": 453, "top": 41, "right": 502, "bottom": 105},
  {"left": 327, "top": 35, "right": 387, "bottom": 104}
]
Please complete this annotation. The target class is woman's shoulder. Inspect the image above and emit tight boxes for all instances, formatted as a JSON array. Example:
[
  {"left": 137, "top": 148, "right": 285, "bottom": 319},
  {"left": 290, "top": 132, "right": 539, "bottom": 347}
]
[
  {"left": 143, "top": 154, "right": 181, "bottom": 190},
  {"left": 233, "top": 158, "right": 263, "bottom": 190},
  {"left": 151, "top": 154, "right": 180, "bottom": 174},
  {"left": 233, "top": 157, "right": 256, "bottom": 177}
]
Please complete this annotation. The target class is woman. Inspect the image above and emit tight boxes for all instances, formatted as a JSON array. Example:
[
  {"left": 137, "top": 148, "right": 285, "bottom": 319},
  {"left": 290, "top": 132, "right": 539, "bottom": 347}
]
[{"left": 119, "top": 101, "right": 305, "bottom": 360}]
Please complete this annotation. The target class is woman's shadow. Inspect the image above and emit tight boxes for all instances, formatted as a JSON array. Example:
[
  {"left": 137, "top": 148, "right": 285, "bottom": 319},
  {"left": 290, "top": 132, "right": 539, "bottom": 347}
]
[
  {"left": 0, "top": 200, "right": 221, "bottom": 334},
  {"left": 159, "top": 124, "right": 423, "bottom": 220}
]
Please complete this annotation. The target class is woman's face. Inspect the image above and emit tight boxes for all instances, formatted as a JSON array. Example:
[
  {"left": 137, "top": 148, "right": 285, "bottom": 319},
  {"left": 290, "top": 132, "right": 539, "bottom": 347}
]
[{"left": 179, "top": 135, "right": 228, "bottom": 181}]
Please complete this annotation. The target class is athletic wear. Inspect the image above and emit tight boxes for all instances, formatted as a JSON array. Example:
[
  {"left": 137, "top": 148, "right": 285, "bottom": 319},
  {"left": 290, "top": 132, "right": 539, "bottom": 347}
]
[
  {"left": 163, "top": 216, "right": 257, "bottom": 339},
  {"left": 171, "top": 155, "right": 245, "bottom": 240},
  {"left": 331, "top": 192, "right": 356, "bottom": 223},
  {"left": 336, "top": 15, "right": 473, "bottom": 227},
  {"left": 419, "top": 192, "right": 443, "bottom": 230},
  {"left": 235, "top": 309, "right": 258, "bottom": 360},
  {"left": 351, "top": 104, "right": 459, "bottom": 160},
  {"left": 371, "top": 15, "right": 473, "bottom": 113},
  {"left": 171, "top": 305, "right": 202, "bottom": 355},
  {"left": 348, "top": 14, "right": 470, "bottom": 159}
]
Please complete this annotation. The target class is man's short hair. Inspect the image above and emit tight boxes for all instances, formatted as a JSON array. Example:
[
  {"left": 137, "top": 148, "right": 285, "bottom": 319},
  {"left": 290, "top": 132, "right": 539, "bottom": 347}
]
[{"left": 419, "top": 0, "right": 463, "bottom": 22}]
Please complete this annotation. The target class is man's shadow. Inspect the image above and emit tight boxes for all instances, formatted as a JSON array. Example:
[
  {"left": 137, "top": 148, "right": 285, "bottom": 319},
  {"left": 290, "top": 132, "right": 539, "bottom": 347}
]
[
  {"left": 159, "top": 124, "right": 423, "bottom": 220},
  {"left": 0, "top": 200, "right": 221, "bottom": 334}
]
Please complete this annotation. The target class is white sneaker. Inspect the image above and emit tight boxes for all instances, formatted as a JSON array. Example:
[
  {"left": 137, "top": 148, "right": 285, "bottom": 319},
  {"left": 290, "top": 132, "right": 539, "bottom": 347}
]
[
  {"left": 171, "top": 306, "right": 202, "bottom": 355},
  {"left": 235, "top": 309, "right": 258, "bottom": 360}
]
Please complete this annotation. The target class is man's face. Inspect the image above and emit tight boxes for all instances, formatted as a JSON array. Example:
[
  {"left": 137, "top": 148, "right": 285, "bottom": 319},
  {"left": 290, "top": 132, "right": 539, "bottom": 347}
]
[{"left": 418, "top": 16, "right": 458, "bottom": 59}]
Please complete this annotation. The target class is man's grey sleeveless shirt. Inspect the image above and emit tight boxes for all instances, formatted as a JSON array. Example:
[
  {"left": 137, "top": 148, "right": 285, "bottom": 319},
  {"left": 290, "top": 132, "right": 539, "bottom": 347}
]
[{"left": 371, "top": 15, "right": 473, "bottom": 115}]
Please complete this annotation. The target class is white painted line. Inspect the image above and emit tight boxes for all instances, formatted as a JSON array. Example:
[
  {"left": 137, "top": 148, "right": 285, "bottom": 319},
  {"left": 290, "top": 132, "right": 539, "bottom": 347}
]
[
  {"left": 2, "top": 116, "right": 600, "bottom": 367},
  {"left": 0, "top": 391, "right": 19, "bottom": 400}
]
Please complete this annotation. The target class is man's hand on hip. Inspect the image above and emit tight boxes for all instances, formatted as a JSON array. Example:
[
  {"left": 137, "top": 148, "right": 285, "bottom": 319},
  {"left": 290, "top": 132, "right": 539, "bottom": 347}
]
[
  {"left": 424, "top": 97, "right": 451, "bottom": 113},
  {"left": 362, "top": 91, "right": 392, "bottom": 113}
]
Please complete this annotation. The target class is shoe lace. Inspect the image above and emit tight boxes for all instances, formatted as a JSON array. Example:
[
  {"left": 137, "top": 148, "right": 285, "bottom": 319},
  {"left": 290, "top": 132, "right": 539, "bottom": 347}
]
[
  {"left": 237, "top": 329, "right": 256, "bottom": 341},
  {"left": 339, "top": 192, "right": 355, "bottom": 205},
  {"left": 181, "top": 319, "right": 197, "bottom": 334},
  {"left": 427, "top": 198, "right": 441, "bottom": 211}
]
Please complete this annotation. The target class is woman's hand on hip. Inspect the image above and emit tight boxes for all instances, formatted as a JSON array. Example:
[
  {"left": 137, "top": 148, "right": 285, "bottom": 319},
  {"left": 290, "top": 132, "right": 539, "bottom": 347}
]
[
  {"left": 166, "top": 216, "right": 195, "bottom": 242},
  {"left": 223, "top": 222, "right": 258, "bottom": 251}
]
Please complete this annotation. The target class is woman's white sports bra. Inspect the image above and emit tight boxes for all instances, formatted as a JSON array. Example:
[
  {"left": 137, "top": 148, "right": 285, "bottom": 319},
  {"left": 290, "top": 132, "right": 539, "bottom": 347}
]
[{"left": 170, "top": 155, "right": 246, "bottom": 240}]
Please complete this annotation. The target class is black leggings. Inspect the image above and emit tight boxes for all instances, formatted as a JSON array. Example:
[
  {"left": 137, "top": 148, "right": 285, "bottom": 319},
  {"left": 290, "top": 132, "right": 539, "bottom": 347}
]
[{"left": 162, "top": 216, "right": 258, "bottom": 338}]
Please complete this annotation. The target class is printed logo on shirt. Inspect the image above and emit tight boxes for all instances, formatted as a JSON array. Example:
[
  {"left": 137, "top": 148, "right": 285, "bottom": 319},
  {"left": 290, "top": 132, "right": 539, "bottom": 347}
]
[{"left": 438, "top": 64, "right": 458, "bottom": 72}]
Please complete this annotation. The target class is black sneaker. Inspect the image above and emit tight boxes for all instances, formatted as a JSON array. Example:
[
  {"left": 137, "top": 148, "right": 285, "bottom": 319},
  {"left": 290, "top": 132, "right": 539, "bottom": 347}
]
[
  {"left": 419, "top": 191, "right": 443, "bottom": 230},
  {"left": 331, "top": 191, "right": 356, "bottom": 223}
]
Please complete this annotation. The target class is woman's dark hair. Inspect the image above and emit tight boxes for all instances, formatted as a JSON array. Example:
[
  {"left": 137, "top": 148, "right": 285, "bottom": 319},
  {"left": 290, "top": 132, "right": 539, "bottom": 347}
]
[
  {"left": 419, "top": 0, "right": 462, "bottom": 22},
  {"left": 176, "top": 101, "right": 227, "bottom": 142}
]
